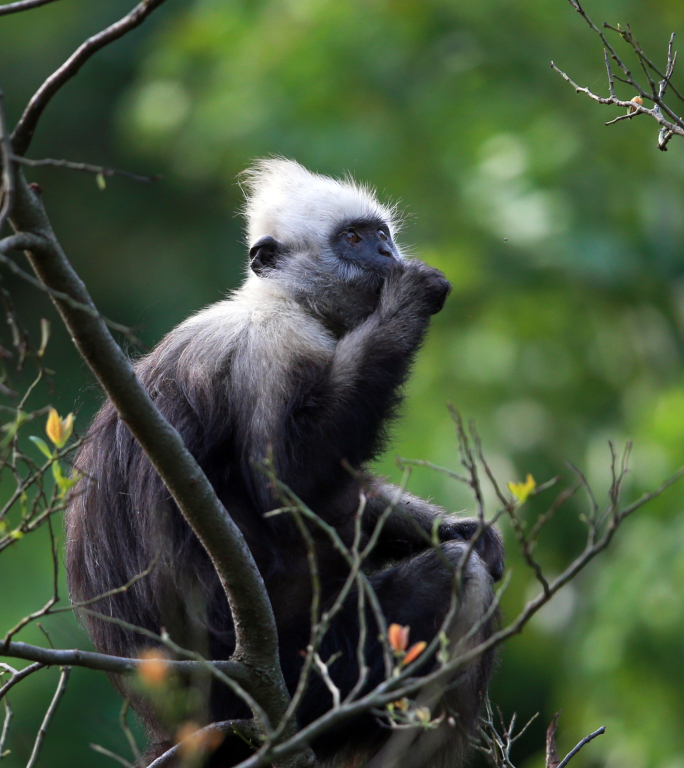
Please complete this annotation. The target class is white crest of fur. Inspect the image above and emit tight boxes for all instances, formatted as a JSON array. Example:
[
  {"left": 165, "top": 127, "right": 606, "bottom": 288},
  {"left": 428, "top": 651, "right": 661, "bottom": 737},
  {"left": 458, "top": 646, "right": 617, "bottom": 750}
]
[{"left": 241, "top": 158, "right": 400, "bottom": 249}]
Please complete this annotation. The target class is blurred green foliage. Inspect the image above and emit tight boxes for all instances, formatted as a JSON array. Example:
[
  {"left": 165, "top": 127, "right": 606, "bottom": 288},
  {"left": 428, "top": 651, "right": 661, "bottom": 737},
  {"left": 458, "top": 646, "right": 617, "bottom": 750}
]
[{"left": 1, "top": 0, "right": 684, "bottom": 766}]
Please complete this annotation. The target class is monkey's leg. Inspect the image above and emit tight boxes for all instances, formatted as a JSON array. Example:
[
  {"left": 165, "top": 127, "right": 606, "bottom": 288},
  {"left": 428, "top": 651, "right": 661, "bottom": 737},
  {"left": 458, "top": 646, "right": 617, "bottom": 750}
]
[{"left": 298, "top": 541, "right": 495, "bottom": 765}]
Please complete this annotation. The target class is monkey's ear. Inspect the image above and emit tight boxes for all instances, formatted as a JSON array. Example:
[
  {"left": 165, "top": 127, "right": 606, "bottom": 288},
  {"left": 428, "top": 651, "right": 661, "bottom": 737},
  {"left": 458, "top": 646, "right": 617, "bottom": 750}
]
[{"left": 249, "top": 236, "right": 281, "bottom": 276}]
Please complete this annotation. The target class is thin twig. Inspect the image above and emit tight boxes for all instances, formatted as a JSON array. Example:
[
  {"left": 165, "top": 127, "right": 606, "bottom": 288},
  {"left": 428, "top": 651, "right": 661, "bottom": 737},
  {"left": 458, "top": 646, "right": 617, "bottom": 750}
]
[
  {"left": 119, "top": 701, "right": 141, "bottom": 764},
  {"left": 605, "top": 24, "right": 684, "bottom": 104},
  {"left": 12, "top": 0, "right": 170, "bottom": 156},
  {"left": 0, "top": 0, "right": 59, "bottom": 16},
  {"left": 0, "top": 661, "right": 44, "bottom": 701},
  {"left": 2, "top": 554, "right": 158, "bottom": 645},
  {"left": 0, "top": 88, "right": 14, "bottom": 234},
  {"left": 556, "top": 726, "right": 605, "bottom": 768},
  {"left": 11, "top": 155, "right": 161, "bottom": 184},
  {"left": 0, "top": 699, "right": 11, "bottom": 758},
  {"left": 90, "top": 743, "right": 135, "bottom": 768},
  {"left": 25, "top": 666, "right": 70, "bottom": 768},
  {"left": 555, "top": 0, "right": 684, "bottom": 147},
  {"left": 146, "top": 721, "right": 259, "bottom": 768},
  {"left": 0, "top": 233, "right": 143, "bottom": 345},
  {"left": 604, "top": 49, "right": 616, "bottom": 98}
]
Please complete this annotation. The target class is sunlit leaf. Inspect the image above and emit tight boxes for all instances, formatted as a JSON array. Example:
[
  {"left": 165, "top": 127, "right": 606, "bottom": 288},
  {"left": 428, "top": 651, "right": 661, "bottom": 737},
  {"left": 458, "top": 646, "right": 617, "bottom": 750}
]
[{"left": 507, "top": 474, "right": 536, "bottom": 504}]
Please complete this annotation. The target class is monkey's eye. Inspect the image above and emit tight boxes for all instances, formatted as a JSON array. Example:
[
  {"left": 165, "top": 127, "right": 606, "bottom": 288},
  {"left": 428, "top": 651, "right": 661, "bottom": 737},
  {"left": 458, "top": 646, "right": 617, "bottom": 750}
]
[
  {"left": 346, "top": 230, "right": 361, "bottom": 244},
  {"left": 378, "top": 229, "right": 389, "bottom": 241}
]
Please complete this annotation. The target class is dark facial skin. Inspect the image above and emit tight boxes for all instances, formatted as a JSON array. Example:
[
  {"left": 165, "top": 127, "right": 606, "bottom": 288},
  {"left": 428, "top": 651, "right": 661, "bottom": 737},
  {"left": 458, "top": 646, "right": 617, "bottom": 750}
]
[{"left": 332, "top": 220, "right": 399, "bottom": 275}]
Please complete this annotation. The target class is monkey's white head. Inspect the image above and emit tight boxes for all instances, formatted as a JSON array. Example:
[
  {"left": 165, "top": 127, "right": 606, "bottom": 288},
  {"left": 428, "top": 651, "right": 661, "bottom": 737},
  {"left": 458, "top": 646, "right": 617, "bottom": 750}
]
[{"left": 241, "top": 158, "right": 400, "bottom": 250}]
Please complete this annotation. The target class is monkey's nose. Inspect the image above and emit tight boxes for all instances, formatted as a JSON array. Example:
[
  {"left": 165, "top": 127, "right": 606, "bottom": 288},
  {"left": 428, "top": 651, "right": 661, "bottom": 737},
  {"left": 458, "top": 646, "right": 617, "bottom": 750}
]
[{"left": 378, "top": 244, "right": 392, "bottom": 257}]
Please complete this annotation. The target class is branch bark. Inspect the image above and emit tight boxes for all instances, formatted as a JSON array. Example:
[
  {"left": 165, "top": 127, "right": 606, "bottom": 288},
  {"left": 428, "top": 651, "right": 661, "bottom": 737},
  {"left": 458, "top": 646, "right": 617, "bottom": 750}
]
[
  {"left": 3, "top": 166, "right": 293, "bottom": 740},
  {"left": 1, "top": 641, "right": 250, "bottom": 685},
  {"left": 11, "top": 0, "right": 168, "bottom": 156}
]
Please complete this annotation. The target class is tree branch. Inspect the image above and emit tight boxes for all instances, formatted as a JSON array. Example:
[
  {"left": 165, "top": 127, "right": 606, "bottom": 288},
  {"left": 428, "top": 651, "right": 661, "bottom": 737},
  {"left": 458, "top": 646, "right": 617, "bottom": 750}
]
[
  {"left": 1, "top": 640, "right": 250, "bottom": 684},
  {"left": 11, "top": 0, "right": 169, "bottom": 156},
  {"left": 556, "top": 727, "right": 605, "bottom": 768},
  {"left": 11, "top": 154, "right": 162, "bottom": 184},
  {"left": 25, "top": 666, "right": 70, "bottom": 768},
  {"left": 0, "top": 0, "right": 59, "bottom": 17},
  {"left": 3, "top": 167, "right": 295, "bottom": 741}
]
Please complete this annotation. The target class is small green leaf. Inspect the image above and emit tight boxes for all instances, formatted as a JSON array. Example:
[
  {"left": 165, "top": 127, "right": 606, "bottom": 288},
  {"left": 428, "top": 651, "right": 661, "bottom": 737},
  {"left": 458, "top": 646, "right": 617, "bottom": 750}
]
[
  {"left": 96, "top": 172, "right": 106, "bottom": 190},
  {"left": 10, "top": 529, "right": 24, "bottom": 540},
  {"left": 29, "top": 435, "right": 54, "bottom": 460}
]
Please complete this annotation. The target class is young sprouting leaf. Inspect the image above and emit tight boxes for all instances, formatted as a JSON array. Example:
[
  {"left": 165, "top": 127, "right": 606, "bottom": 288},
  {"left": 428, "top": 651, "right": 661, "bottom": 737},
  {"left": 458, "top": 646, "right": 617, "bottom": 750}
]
[
  {"left": 388, "top": 623, "right": 410, "bottom": 653},
  {"left": 29, "top": 435, "right": 54, "bottom": 460},
  {"left": 46, "top": 408, "right": 74, "bottom": 448},
  {"left": 507, "top": 474, "right": 536, "bottom": 504},
  {"left": 402, "top": 641, "right": 427, "bottom": 666},
  {"left": 96, "top": 172, "right": 106, "bottom": 190}
]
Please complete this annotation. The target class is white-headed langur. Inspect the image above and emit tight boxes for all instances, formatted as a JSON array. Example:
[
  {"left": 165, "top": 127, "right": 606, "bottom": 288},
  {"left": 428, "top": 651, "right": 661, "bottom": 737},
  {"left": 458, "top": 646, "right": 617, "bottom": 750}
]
[{"left": 66, "top": 159, "right": 504, "bottom": 768}]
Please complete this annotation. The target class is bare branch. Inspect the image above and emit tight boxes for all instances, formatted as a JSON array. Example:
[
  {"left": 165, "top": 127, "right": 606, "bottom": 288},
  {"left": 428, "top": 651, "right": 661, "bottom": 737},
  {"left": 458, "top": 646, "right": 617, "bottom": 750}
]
[
  {"left": 147, "top": 721, "right": 262, "bottom": 768},
  {"left": 556, "top": 726, "right": 605, "bottom": 768},
  {"left": 12, "top": 0, "right": 170, "bottom": 156},
  {"left": 2, "top": 554, "right": 159, "bottom": 644},
  {"left": 0, "top": 0, "right": 59, "bottom": 16},
  {"left": 119, "top": 701, "right": 141, "bottom": 765},
  {"left": 0, "top": 235, "right": 143, "bottom": 345},
  {"left": 11, "top": 155, "right": 161, "bottom": 184},
  {"left": 89, "top": 743, "right": 135, "bottom": 768},
  {"left": 1, "top": 640, "right": 248, "bottom": 683},
  {"left": 0, "top": 660, "right": 44, "bottom": 701},
  {"left": 604, "top": 49, "right": 616, "bottom": 97},
  {"left": 25, "top": 666, "right": 70, "bottom": 768},
  {"left": 0, "top": 88, "right": 14, "bottom": 234},
  {"left": 554, "top": 1, "right": 684, "bottom": 149}
]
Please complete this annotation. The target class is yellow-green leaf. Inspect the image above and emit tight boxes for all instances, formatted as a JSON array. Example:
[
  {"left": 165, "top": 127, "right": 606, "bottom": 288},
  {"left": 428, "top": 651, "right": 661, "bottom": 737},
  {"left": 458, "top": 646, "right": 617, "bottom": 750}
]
[
  {"left": 46, "top": 408, "right": 74, "bottom": 448},
  {"left": 29, "top": 435, "right": 54, "bottom": 460},
  {"left": 507, "top": 474, "right": 536, "bottom": 504}
]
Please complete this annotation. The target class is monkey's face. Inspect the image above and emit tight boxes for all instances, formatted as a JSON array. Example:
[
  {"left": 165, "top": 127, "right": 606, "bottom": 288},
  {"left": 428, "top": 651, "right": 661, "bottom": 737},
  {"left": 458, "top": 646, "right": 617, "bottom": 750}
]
[
  {"left": 331, "top": 219, "right": 400, "bottom": 278},
  {"left": 248, "top": 217, "right": 402, "bottom": 333}
]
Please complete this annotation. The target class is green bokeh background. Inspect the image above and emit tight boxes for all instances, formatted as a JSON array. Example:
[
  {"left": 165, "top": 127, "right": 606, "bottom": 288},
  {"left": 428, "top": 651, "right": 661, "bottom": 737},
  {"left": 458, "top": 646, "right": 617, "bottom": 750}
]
[{"left": 1, "top": 0, "right": 684, "bottom": 766}]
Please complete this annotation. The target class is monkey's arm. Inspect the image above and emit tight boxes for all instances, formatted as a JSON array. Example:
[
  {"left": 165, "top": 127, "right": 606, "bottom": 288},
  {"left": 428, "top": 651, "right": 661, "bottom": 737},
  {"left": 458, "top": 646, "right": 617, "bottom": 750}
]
[
  {"left": 363, "top": 482, "right": 505, "bottom": 581},
  {"left": 270, "top": 260, "right": 450, "bottom": 505}
]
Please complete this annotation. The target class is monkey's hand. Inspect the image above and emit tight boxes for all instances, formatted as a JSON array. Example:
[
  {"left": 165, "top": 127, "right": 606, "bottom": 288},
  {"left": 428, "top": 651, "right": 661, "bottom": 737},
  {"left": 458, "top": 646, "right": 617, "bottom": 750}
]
[
  {"left": 383, "top": 259, "right": 451, "bottom": 317},
  {"left": 438, "top": 518, "right": 505, "bottom": 582}
]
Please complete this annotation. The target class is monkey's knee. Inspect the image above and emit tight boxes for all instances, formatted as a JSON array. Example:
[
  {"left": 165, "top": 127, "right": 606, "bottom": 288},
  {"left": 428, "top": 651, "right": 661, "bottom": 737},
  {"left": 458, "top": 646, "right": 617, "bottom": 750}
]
[
  {"left": 439, "top": 520, "right": 504, "bottom": 583},
  {"left": 439, "top": 539, "right": 491, "bottom": 581}
]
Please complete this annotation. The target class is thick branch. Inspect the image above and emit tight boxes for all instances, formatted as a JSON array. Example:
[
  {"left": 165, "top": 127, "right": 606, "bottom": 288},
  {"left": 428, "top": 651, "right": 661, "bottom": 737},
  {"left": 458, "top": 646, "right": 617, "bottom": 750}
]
[
  {"left": 12, "top": 0, "right": 168, "bottom": 156},
  {"left": 2, "top": 640, "right": 251, "bottom": 685},
  {"left": 4, "top": 168, "right": 292, "bottom": 735}
]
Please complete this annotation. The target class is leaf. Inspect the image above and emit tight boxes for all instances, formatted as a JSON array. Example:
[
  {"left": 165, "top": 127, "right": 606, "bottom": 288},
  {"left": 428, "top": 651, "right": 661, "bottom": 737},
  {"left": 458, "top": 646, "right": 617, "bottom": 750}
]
[
  {"left": 402, "top": 641, "right": 427, "bottom": 666},
  {"left": 53, "top": 462, "right": 79, "bottom": 498},
  {"left": 45, "top": 408, "right": 74, "bottom": 448},
  {"left": 507, "top": 474, "right": 536, "bottom": 504},
  {"left": 38, "top": 318, "right": 50, "bottom": 357},
  {"left": 96, "top": 172, "right": 106, "bottom": 190},
  {"left": 388, "top": 623, "right": 410, "bottom": 653},
  {"left": 29, "top": 435, "right": 54, "bottom": 460}
]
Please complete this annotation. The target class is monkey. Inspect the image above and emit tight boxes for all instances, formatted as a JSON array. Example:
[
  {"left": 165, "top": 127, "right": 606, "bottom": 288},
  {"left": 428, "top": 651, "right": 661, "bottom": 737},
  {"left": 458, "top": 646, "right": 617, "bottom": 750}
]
[{"left": 65, "top": 159, "right": 504, "bottom": 768}]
